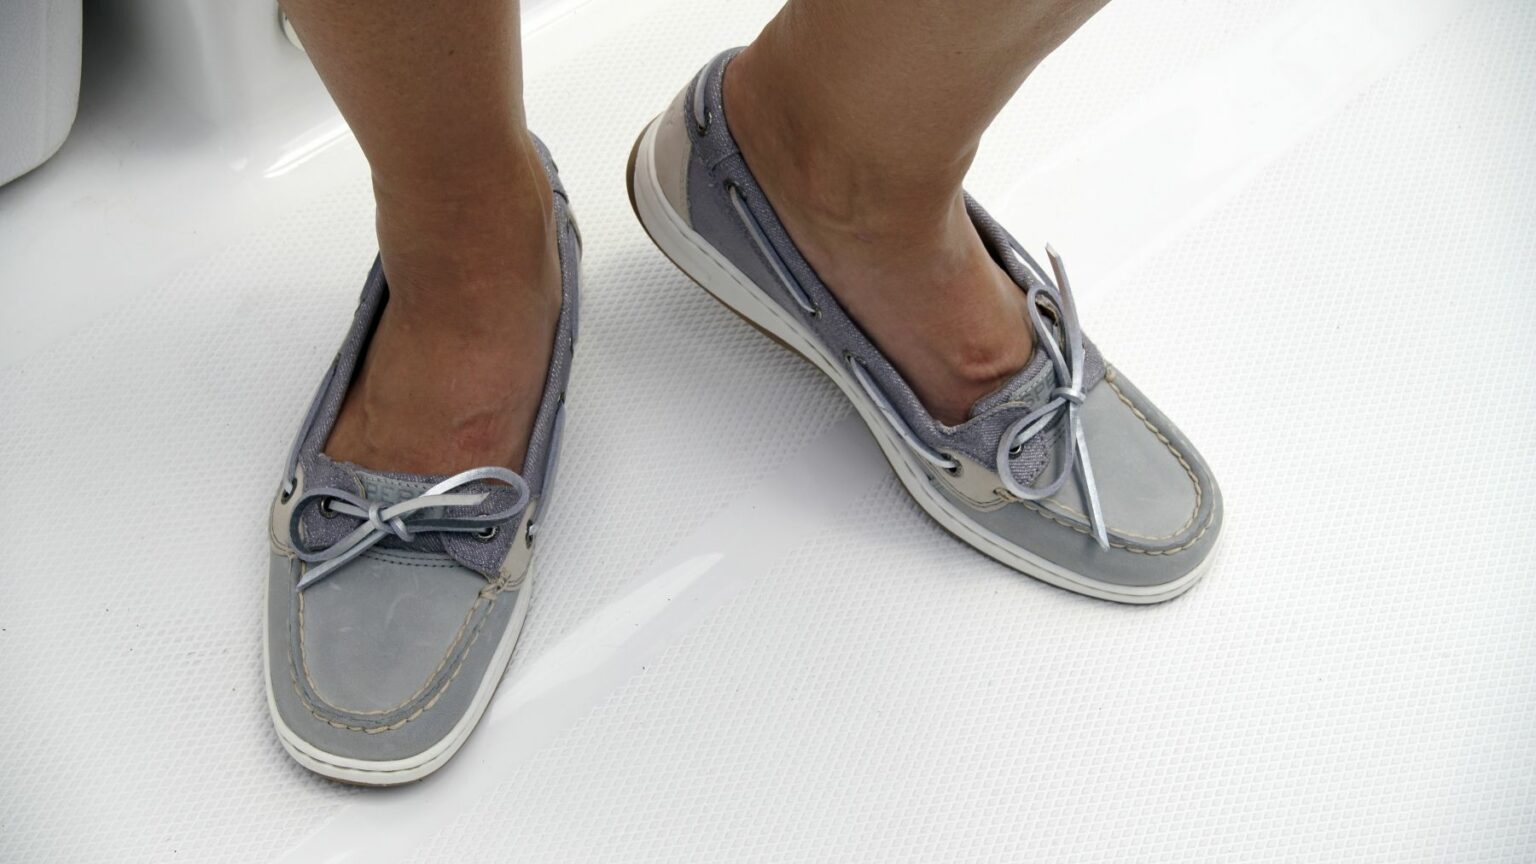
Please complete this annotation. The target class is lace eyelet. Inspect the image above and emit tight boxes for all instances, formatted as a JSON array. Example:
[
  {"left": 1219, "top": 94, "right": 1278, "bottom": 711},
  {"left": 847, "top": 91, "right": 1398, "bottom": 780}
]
[
  {"left": 1008, "top": 445, "right": 1023, "bottom": 458},
  {"left": 696, "top": 107, "right": 712, "bottom": 135},
  {"left": 279, "top": 482, "right": 295, "bottom": 504},
  {"left": 476, "top": 525, "right": 498, "bottom": 543},
  {"left": 318, "top": 498, "right": 336, "bottom": 518},
  {"left": 942, "top": 455, "right": 962, "bottom": 477}
]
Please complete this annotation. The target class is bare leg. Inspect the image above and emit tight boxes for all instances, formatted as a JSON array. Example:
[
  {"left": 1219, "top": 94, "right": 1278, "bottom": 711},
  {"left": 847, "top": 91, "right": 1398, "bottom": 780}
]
[
  {"left": 727, "top": 0, "right": 1110, "bottom": 424},
  {"left": 280, "top": 0, "right": 560, "bottom": 474}
]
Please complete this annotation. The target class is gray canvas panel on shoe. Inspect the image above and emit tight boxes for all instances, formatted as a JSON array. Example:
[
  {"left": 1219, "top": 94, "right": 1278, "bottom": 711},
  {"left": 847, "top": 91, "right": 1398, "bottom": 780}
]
[
  {"left": 660, "top": 49, "right": 1221, "bottom": 588},
  {"left": 265, "top": 134, "right": 578, "bottom": 763}
]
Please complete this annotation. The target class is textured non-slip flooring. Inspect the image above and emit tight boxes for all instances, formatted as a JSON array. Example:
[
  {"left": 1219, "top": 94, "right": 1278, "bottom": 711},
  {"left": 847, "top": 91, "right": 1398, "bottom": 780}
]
[{"left": 1, "top": 0, "right": 1532, "bottom": 860}]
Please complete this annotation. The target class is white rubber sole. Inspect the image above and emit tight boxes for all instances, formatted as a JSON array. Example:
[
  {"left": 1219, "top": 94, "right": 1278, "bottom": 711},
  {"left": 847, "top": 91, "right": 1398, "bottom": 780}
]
[
  {"left": 263, "top": 570, "right": 533, "bottom": 786},
  {"left": 627, "top": 115, "right": 1211, "bottom": 605}
]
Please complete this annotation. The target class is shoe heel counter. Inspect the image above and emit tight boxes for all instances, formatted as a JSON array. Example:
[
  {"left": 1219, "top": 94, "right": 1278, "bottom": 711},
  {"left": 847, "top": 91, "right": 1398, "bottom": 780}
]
[{"left": 653, "top": 83, "right": 694, "bottom": 224}]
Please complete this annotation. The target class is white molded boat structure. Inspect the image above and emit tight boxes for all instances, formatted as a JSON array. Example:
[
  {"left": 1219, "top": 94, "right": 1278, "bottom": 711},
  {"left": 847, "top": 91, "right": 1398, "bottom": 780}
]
[{"left": 0, "top": 0, "right": 81, "bottom": 186}]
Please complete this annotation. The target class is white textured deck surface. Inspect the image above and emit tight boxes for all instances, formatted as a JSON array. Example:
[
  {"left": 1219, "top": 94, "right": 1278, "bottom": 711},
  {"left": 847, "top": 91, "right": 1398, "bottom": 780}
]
[{"left": 2, "top": 0, "right": 1533, "bottom": 861}]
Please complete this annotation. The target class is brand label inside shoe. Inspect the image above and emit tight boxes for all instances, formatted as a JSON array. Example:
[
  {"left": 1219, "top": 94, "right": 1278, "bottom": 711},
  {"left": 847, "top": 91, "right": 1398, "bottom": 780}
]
[
  {"left": 356, "top": 472, "right": 434, "bottom": 506},
  {"left": 1008, "top": 367, "right": 1054, "bottom": 408}
]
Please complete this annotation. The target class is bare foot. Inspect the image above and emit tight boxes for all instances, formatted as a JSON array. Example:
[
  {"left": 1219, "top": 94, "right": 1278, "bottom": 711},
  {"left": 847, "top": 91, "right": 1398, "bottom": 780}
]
[
  {"left": 324, "top": 138, "right": 562, "bottom": 475},
  {"left": 724, "top": 52, "right": 1035, "bottom": 427}
]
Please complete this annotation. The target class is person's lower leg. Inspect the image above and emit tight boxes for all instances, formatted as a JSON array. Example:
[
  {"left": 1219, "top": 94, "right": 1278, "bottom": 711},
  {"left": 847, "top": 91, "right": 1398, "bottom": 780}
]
[
  {"left": 727, "top": 0, "right": 1109, "bottom": 424},
  {"left": 280, "top": 0, "right": 559, "bottom": 474}
]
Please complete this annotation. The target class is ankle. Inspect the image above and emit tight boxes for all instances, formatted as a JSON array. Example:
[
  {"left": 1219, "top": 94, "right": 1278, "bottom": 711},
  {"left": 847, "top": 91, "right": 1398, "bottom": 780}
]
[
  {"left": 722, "top": 47, "right": 1035, "bottom": 425},
  {"left": 372, "top": 135, "right": 561, "bottom": 333},
  {"left": 723, "top": 55, "right": 984, "bottom": 282},
  {"left": 724, "top": 47, "right": 972, "bottom": 243}
]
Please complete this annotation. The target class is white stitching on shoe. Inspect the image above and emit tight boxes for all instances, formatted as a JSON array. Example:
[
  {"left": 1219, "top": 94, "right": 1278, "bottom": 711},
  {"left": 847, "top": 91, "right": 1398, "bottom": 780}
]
[
  {"left": 1005, "top": 368, "right": 1211, "bottom": 555},
  {"left": 1017, "top": 498, "right": 1214, "bottom": 556},
  {"left": 289, "top": 578, "right": 506, "bottom": 732},
  {"left": 1035, "top": 369, "right": 1204, "bottom": 542}
]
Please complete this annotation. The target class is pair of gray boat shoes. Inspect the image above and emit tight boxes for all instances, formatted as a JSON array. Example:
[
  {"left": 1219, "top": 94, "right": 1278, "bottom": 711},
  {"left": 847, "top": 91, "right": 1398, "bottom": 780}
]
[{"left": 267, "top": 49, "right": 1222, "bottom": 785}]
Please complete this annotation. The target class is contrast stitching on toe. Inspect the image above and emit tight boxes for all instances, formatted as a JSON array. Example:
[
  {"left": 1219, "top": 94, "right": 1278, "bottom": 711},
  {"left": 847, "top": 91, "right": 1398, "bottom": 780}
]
[
  {"left": 1035, "top": 369, "right": 1203, "bottom": 542},
  {"left": 1102, "top": 370, "right": 1202, "bottom": 539},
  {"left": 288, "top": 576, "right": 506, "bottom": 731},
  {"left": 358, "top": 550, "right": 465, "bottom": 569},
  {"left": 1011, "top": 370, "right": 1211, "bottom": 554},
  {"left": 297, "top": 587, "right": 486, "bottom": 716},
  {"left": 288, "top": 593, "right": 497, "bottom": 734},
  {"left": 1016, "top": 498, "right": 1213, "bottom": 556}
]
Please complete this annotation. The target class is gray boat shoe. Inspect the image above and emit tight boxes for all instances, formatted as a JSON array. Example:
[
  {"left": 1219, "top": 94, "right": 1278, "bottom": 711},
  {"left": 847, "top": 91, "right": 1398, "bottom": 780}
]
[
  {"left": 264, "top": 137, "right": 579, "bottom": 785},
  {"left": 627, "top": 50, "right": 1221, "bottom": 604}
]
